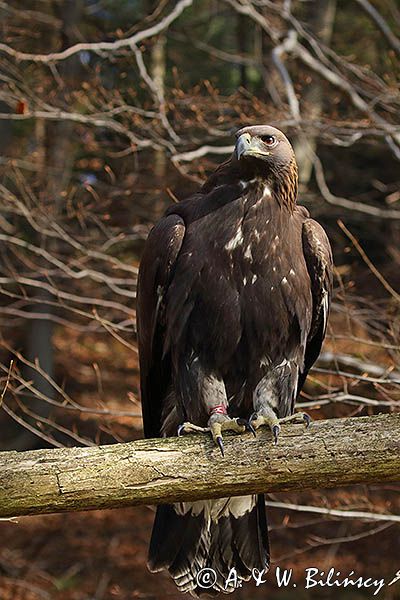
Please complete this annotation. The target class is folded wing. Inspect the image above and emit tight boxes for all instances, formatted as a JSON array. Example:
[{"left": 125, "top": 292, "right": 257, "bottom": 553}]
[
  {"left": 137, "top": 214, "right": 186, "bottom": 438},
  {"left": 299, "top": 218, "right": 333, "bottom": 395}
]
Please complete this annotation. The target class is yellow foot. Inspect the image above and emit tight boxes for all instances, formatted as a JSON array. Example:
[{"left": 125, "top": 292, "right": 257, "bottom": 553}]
[
  {"left": 177, "top": 422, "right": 208, "bottom": 435},
  {"left": 250, "top": 409, "right": 311, "bottom": 445},
  {"left": 208, "top": 415, "right": 256, "bottom": 456},
  {"left": 177, "top": 415, "right": 255, "bottom": 456}
]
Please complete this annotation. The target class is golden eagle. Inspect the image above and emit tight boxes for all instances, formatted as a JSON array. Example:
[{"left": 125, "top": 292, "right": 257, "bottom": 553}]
[{"left": 137, "top": 125, "right": 333, "bottom": 595}]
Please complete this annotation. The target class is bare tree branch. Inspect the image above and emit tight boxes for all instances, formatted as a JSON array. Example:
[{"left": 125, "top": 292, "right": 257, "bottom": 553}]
[
  {"left": 355, "top": 0, "right": 400, "bottom": 57},
  {"left": 0, "top": 414, "right": 399, "bottom": 518},
  {"left": 265, "top": 500, "right": 400, "bottom": 523},
  {"left": 0, "top": 0, "right": 193, "bottom": 63}
]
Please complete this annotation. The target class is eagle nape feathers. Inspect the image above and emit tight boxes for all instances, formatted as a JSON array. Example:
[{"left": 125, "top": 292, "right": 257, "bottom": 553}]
[{"left": 137, "top": 125, "right": 333, "bottom": 596}]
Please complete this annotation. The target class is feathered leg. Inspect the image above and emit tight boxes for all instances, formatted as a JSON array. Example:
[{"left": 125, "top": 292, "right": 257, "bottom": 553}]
[
  {"left": 250, "top": 360, "right": 310, "bottom": 444},
  {"left": 177, "top": 372, "right": 254, "bottom": 455}
]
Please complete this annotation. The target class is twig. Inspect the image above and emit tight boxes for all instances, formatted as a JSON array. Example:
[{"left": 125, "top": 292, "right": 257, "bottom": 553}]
[
  {"left": 172, "top": 144, "right": 234, "bottom": 163},
  {"left": 265, "top": 500, "right": 400, "bottom": 523},
  {"left": 0, "top": 359, "right": 13, "bottom": 408},
  {"left": 355, "top": 0, "right": 400, "bottom": 57},
  {"left": 0, "top": 0, "right": 193, "bottom": 63},
  {"left": 271, "top": 30, "right": 301, "bottom": 122},
  {"left": 314, "top": 154, "right": 400, "bottom": 219},
  {"left": 338, "top": 220, "right": 400, "bottom": 302}
]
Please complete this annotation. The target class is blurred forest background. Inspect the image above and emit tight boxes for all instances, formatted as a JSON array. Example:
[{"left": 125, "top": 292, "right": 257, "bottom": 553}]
[{"left": 0, "top": 0, "right": 399, "bottom": 599}]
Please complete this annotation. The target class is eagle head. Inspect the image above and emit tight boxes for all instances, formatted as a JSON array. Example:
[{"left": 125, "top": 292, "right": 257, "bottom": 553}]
[
  {"left": 234, "top": 125, "right": 294, "bottom": 168},
  {"left": 233, "top": 125, "right": 298, "bottom": 207}
]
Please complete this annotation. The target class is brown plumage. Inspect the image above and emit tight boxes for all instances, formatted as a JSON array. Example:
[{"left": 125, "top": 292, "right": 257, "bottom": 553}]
[{"left": 137, "top": 125, "right": 333, "bottom": 595}]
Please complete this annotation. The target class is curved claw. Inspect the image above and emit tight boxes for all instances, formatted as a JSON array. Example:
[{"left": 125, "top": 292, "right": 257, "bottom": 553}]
[
  {"left": 236, "top": 418, "right": 257, "bottom": 437},
  {"left": 272, "top": 424, "right": 280, "bottom": 445},
  {"left": 216, "top": 436, "right": 225, "bottom": 457},
  {"left": 303, "top": 413, "right": 311, "bottom": 428},
  {"left": 249, "top": 412, "right": 257, "bottom": 423},
  {"left": 246, "top": 421, "right": 257, "bottom": 437},
  {"left": 177, "top": 424, "right": 185, "bottom": 436}
]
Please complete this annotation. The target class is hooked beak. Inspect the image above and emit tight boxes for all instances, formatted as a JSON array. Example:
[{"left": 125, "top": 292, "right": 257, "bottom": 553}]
[
  {"left": 235, "top": 133, "right": 269, "bottom": 160},
  {"left": 235, "top": 133, "right": 252, "bottom": 159}
]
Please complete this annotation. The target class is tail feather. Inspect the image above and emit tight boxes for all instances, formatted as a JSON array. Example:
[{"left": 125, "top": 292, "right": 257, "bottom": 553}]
[
  {"left": 148, "top": 504, "right": 204, "bottom": 573},
  {"left": 148, "top": 495, "right": 270, "bottom": 596}
]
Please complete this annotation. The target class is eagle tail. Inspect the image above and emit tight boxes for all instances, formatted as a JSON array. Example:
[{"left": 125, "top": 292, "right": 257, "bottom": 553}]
[{"left": 148, "top": 494, "right": 269, "bottom": 596}]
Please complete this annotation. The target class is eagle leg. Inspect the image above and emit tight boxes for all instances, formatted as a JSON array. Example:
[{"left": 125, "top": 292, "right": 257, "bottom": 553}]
[
  {"left": 177, "top": 415, "right": 255, "bottom": 456},
  {"left": 176, "top": 371, "right": 255, "bottom": 455},
  {"left": 250, "top": 409, "right": 311, "bottom": 445}
]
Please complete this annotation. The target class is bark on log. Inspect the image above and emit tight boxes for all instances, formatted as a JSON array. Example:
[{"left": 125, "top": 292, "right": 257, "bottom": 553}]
[{"left": 0, "top": 414, "right": 399, "bottom": 519}]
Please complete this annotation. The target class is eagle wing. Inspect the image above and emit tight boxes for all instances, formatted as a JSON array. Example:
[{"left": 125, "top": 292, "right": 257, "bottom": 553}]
[
  {"left": 137, "top": 214, "right": 186, "bottom": 438},
  {"left": 298, "top": 218, "right": 333, "bottom": 395}
]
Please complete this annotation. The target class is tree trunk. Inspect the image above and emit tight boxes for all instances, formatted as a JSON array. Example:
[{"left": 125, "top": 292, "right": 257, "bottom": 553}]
[
  {"left": 152, "top": 33, "right": 167, "bottom": 181},
  {"left": 145, "top": 0, "right": 169, "bottom": 215},
  {"left": 293, "top": 0, "right": 337, "bottom": 187},
  {"left": 17, "top": 0, "right": 81, "bottom": 450},
  {"left": 237, "top": 14, "right": 248, "bottom": 88}
]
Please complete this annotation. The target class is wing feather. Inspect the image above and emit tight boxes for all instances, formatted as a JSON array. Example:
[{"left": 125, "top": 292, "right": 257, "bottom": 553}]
[
  {"left": 298, "top": 218, "right": 333, "bottom": 395},
  {"left": 137, "top": 214, "right": 186, "bottom": 438}
]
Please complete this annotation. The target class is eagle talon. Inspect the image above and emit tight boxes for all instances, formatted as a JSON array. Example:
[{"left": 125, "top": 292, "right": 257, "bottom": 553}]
[
  {"left": 279, "top": 411, "right": 311, "bottom": 427},
  {"left": 250, "top": 409, "right": 311, "bottom": 445},
  {"left": 247, "top": 422, "right": 257, "bottom": 437},
  {"left": 235, "top": 417, "right": 256, "bottom": 436},
  {"left": 177, "top": 422, "right": 208, "bottom": 436},
  {"left": 208, "top": 415, "right": 250, "bottom": 456},
  {"left": 249, "top": 412, "right": 258, "bottom": 424},
  {"left": 243, "top": 419, "right": 257, "bottom": 437},
  {"left": 216, "top": 436, "right": 224, "bottom": 457},
  {"left": 250, "top": 408, "right": 285, "bottom": 444}
]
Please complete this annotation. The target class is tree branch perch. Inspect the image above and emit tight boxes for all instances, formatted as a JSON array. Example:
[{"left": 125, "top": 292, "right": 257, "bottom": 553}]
[{"left": 0, "top": 414, "right": 399, "bottom": 519}]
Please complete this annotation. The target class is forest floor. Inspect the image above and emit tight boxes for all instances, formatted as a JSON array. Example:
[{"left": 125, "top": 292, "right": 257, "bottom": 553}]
[{"left": 1, "top": 485, "right": 399, "bottom": 600}]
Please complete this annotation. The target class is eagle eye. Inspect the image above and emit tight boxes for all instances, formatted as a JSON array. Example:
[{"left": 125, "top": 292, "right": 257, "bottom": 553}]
[{"left": 261, "top": 135, "right": 276, "bottom": 146}]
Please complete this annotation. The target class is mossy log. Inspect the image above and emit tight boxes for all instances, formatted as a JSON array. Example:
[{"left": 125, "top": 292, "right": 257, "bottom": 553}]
[{"left": 0, "top": 414, "right": 399, "bottom": 519}]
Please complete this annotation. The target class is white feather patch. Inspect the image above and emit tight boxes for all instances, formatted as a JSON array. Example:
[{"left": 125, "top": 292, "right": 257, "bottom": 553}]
[
  {"left": 263, "top": 185, "right": 272, "bottom": 197},
  {"left": 225, "top": 227, "right": 243, "bottom": 251},
  {"left": 244, "top": 244, "right": 253, "bottom": 261},
  {"left": 175, "top": 495, "right": 256, "bottom": 521}
]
